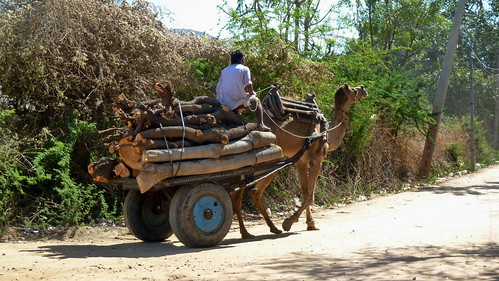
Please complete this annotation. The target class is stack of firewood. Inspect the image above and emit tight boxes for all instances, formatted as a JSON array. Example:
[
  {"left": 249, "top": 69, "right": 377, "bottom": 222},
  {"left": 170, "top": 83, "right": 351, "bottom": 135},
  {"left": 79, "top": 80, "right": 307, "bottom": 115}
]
[{"left": 88, "top": 81, "right": 283, "bottom": 193}]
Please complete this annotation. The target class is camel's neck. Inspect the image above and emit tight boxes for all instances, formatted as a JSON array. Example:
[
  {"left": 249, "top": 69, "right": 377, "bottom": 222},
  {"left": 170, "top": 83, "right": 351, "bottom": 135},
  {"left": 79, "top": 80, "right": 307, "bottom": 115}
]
[{"left": 326, "top": 106, "right": 350, "bottom": 152}]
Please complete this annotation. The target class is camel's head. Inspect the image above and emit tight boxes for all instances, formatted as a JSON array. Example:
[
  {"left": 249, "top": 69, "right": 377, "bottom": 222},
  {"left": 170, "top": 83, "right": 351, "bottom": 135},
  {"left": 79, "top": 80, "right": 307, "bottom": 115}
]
[{"left": 334, "top": 83, "right": 368, "bottom": 109}]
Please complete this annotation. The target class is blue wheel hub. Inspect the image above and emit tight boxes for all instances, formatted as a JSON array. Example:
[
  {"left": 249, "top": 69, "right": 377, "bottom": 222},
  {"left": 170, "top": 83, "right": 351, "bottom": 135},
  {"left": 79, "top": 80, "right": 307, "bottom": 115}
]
[{"left": 192, "top": 196, "right": 223, "bottom": 233}]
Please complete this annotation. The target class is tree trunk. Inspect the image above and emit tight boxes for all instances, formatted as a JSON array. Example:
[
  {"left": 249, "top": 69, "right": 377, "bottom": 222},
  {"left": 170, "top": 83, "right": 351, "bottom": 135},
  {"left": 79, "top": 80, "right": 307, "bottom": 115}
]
[{"left": 418, "top": 0, "right": 466, "bottom": 178}]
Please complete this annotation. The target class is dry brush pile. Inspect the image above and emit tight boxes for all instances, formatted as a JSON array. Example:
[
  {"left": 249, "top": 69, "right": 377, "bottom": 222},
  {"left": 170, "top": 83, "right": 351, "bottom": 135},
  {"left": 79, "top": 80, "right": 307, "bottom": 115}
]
[{"left": 0, "top": 0, "right": 228, "bottom": 130}]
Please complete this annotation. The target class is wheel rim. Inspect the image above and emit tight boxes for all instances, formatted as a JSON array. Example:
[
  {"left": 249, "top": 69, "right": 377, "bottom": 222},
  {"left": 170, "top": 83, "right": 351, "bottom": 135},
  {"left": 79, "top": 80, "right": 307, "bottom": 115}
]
[
  {"left": 143, "top": 193, "right": 169, "bottom": 228},
  {"left": 192, "top": 196, "right": 224, "bottom": 233}
]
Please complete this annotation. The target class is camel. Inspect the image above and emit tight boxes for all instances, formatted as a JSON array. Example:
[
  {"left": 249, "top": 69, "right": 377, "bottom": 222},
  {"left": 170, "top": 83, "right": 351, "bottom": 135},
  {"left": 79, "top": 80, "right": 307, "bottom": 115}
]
[{"left": 231, "top": 83, "right": 368, "bottom": 238}]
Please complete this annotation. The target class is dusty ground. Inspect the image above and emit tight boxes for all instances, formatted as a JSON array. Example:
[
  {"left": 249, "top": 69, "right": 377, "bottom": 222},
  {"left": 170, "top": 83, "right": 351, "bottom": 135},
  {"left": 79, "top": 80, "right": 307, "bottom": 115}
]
[{"left": 0, "top": 165, "right": 498, "bottom": 281}]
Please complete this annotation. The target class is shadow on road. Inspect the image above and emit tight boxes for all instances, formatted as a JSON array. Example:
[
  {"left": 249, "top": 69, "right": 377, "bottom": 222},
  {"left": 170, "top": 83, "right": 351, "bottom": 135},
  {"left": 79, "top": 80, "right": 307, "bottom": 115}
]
[
  {"left": 242, "top": 243, "right": 499, "bottom": 280},
  {"left": 416, "top": 180, "right": 499, "bottom": 197},
  {"left": 21, "top": 232, "right": 296, "bottom": 259}
]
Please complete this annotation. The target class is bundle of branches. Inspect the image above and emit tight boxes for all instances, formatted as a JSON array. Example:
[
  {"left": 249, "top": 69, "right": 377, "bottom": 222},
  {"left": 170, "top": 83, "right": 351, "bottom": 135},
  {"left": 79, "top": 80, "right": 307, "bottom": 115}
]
[{"left": 88, "top": 81, "right": 283, "bottom": 193}]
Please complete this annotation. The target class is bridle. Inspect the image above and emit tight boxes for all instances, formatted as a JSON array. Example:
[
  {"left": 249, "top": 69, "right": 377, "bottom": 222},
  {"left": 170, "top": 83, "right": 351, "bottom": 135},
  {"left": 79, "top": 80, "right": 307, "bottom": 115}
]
[{"left": 333, "top": 107, "right": 350, "bottom": 130}]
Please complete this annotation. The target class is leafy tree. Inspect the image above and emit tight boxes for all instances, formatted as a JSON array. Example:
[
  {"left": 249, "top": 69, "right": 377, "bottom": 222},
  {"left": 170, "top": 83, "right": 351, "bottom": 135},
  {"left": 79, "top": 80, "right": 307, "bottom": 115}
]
[
  {"left": 338, "top": 0, "right": 451, "bottom": 67},
  {"left": 220, "top": 0, "right": 334, "bottom": 56}
]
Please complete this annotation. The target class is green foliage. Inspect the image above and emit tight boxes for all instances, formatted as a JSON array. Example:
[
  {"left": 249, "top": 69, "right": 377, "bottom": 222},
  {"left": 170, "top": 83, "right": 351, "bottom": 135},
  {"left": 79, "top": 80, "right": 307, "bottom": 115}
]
[
  {"left": 346, "top": 0, "right": 449, "bottom": 55},
  {"left": 28, "top": 117, "right": 96, "bottom": 225},
  {"left": 446, "top": 142, "right": 464, "bottom": 165},
  {"left": 185, "top": 58, "right": 222, "bottom": 92},
  {"left": 0, "top": 109, "right": 27, "bottom": 230},
  {"left": 231, "top": 38, "right": 334, "bottom": 98},
  {"left": 0, "top": 110, "right": 118, "bottom": 231},
  {"left": 454, "top": 115, "right": 495, "bottom": 167},
  {"left": 327, "top": 40, "right": 433, "bottom": 142},
  {"left": 220, "top": 0, "right": 334, "bottom": 57}
]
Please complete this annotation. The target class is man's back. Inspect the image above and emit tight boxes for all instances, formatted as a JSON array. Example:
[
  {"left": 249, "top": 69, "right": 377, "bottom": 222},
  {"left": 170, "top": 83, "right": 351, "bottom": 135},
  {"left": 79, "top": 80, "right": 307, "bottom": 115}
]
[{"left": 216, "top": 64, "right": 252, "bottom": 110}]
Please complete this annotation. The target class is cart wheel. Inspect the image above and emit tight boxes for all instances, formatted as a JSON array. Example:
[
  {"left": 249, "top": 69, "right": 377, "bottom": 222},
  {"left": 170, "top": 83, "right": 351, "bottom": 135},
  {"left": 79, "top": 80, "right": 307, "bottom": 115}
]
[
  {"left": 123, "top": 189, "right": 173, "bottom": 242},
  {"left": 170, "top": 182, "right": 232, "bottom": 248}
]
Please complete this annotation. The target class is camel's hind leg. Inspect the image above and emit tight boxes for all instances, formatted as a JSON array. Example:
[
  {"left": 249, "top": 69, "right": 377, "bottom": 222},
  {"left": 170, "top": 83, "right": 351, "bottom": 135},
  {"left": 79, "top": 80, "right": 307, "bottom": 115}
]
[
  {"left": 248, "top": 175, "right": 283, "bottom": 235},
  {"left": 230, "top": 187, "right": 254, "bottom": 239}
]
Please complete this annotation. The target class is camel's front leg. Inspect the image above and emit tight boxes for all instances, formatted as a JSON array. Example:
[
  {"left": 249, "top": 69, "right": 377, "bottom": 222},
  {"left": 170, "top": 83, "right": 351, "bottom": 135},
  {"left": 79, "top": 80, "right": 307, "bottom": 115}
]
[
  {"left": 249, "top": 175, "right": 282, "bottom": 235},
  {"left": 300, "top": 164, "right": 319, "bottom": 231},
  {"left": 230, "top": 187, "right": 254, "bottom": 239},
  {"left": 305, "top": 199, "right": 319, "bottom": 230},
  {"left": 282, "top": 161, "right": 309, "bottom": 231},
  {"left": 283, "top": 152, "right": 324, "bottom": 231},
  {"left": 304, "top": 157, "right": 324, "bottom": 231}
]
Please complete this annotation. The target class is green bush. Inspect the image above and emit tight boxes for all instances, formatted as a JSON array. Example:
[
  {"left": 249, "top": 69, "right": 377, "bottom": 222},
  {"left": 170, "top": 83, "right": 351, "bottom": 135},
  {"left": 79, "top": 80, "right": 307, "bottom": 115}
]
[
  {"left": 0, "top": 109, "right": 27, "bottom": 230},
  {"left": 0, "top": 109, "right": 118, "bottom": 232}
]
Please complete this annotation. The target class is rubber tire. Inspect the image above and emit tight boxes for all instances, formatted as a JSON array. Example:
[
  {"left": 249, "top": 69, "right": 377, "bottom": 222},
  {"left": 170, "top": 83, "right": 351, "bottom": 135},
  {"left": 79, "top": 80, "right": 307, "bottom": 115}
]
[
  {"left": 123, "top": 189, "right": 173, "bottom": 242},
  {"left": 169, "top": 182, "right": 232, "bottom": 248}
]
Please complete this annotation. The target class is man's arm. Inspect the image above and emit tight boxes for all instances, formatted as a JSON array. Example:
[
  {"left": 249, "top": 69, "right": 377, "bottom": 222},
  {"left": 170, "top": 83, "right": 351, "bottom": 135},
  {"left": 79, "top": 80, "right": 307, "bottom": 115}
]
[{"left": 245, "top": 84, "right": 256, "bottom": 96}]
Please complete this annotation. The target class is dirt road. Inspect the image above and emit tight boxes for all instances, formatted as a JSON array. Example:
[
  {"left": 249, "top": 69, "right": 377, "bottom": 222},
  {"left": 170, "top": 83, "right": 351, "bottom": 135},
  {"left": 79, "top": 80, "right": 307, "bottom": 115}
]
[{"left": 1, "top": 166, "right": 498, "bottom": 281}]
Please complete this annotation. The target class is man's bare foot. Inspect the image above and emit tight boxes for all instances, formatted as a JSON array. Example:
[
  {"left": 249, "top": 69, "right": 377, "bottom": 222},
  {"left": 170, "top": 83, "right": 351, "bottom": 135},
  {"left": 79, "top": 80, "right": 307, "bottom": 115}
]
[{"left": 258, "top": 124, "right": 271, "bottom": 132}]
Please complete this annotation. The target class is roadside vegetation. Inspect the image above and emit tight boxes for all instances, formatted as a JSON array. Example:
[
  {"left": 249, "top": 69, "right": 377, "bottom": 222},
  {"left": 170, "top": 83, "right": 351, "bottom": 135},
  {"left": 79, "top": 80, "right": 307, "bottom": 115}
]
[{"left": 0, "top": 0, "right": 497, "bottom": 234}]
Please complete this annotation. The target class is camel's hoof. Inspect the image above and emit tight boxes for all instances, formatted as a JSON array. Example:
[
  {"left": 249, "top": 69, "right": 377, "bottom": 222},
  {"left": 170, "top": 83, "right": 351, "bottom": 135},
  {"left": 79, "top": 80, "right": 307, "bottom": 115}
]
[
  {"left": 282, "top": 218, "right": 293, "bottom": 232},
  {"left": 307, "top": 226, "right": 320, "bottom": 231},
  {"left": 241, "top": 233, "right": 255, "bottom": 239},
  {"left": 270, "top": 228, "right": 283, "bottom": 235}
]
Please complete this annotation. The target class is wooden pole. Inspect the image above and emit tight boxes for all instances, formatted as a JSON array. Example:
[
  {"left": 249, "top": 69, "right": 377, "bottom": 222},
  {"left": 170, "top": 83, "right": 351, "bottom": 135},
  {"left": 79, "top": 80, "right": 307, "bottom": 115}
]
[{"left": 418, "top": 0, "right": 467, "bottom": 178}]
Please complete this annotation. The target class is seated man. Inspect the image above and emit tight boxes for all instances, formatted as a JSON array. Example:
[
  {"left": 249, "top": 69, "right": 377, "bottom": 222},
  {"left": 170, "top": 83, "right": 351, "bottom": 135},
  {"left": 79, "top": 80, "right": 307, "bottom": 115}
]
[{"left": 216, "top": 50, "right": 271, "bottom": 132}]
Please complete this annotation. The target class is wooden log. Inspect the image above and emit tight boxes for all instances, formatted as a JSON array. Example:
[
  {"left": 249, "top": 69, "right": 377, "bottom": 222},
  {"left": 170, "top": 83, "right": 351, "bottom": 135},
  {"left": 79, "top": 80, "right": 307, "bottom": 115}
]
[
  {"left": 153, "top": 81, "right": 174, "bottom": 112},
  {"left": 134, "top": 138, "right": 194, "bottom": 150},
  {"left": 113, "top": 162, "right": 131, "bottom": 178},
  {"left": 173, "top": 96, "right": 220, "bottom": 107},
  {"left": 146, "top": 106, "right": 242, "bottom": 127},
  {"left": 113, "top": 108, "right": 135, "bottom": 128},
  {"left": 113, "top": 93, "right": 161, "bottom": 113},
  {"left": 118, "top": 137, "right": 142, "bottom": 171},
  {"left": 113, "top": 93, "right": 136, "bottom": 112},
  {"left": 136, "top": 145, "right": 284, "bottom": 193},
  {"left": 108, "top": 142, "right": 118, "bottom": 154},
  {"left": 87, "top": 157, "right": 119, "bottom": 182},
  {"left": 173, "top": 104, "right": 218, "bottom": 115},
  {"left": 142, "top": 131, "right": 277, "bottom": 162},
  {"left": 132, "top": 108, "right": 217, "bottom": 129},
  {"left": 209, "top": 105, "right": 244, "bottom": 125},
  {"left": 136, "top": 122, "right": 258, "bottom": 145}
]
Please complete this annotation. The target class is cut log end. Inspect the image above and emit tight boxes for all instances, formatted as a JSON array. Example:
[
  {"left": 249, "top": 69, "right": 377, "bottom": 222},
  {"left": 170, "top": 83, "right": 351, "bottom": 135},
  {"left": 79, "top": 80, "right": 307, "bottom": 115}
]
[
  {"left": 114, "top": 162, "right": 131, "bottom": 178},
  {"left": 88, "top": 157, "right": 119, "bottom": 182}
]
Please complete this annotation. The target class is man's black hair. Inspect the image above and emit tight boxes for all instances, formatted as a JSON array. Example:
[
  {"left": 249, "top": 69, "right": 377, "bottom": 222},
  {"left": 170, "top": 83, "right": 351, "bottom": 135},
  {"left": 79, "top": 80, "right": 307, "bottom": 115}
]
[{"left": 231, "top": 50, "right": 245, "bottom": 64}]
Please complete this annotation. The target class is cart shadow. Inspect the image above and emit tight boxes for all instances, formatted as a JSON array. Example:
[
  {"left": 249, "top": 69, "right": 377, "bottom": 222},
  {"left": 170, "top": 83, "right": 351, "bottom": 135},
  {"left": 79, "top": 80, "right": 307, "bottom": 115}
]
[
  {"left": 21, "top": 232, "right": 297, "bottom": 259},
  {"left": 220, "top": 231, "right": 297, "bottom": 246}
]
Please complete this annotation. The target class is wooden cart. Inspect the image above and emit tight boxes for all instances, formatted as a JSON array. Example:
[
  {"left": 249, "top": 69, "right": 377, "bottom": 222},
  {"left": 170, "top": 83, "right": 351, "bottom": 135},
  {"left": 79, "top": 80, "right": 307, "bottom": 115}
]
[{"left": 109, "top": 135, "right": 321, "bottom": 248}]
